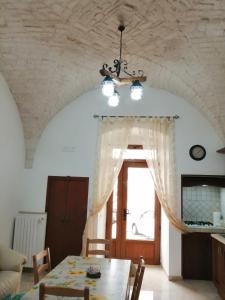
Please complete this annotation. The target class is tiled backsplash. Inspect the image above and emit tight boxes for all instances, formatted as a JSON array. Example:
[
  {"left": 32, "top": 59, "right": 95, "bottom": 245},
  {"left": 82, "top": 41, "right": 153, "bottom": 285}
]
[{"left": 183, "top": 186, "right": 221, "bottom": 222}]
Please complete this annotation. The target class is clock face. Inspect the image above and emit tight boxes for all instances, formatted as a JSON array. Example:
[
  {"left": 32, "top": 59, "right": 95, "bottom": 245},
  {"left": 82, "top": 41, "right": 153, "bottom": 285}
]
[{"left": 189, "top": 145, "right": 206, "bottom": 161}]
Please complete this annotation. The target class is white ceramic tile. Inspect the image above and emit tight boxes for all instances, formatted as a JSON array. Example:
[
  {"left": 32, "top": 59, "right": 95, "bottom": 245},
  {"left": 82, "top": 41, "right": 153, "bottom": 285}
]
[{"left": 183, "top": 186, "right": 221, "bottom": 222}]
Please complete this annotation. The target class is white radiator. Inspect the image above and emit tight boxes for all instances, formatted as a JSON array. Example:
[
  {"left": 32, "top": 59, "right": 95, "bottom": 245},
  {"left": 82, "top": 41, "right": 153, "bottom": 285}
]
[{"left": 13, "top": 212, "right": 47, "bottom": 268}]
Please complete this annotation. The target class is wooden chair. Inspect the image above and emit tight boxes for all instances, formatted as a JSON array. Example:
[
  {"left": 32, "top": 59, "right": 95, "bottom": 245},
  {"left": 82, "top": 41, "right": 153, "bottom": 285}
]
[
  {"left": 39, "top": 283, "right": 89, "bottom": 300},
  {"left": 86, "top": 238, "right": 111, "bottom": 258},
  {"left": 131, "top": 256, "right": 145, "bottom": 300},
  {"left": 33, "top": 248, "right": 51, "bottom": 284}
]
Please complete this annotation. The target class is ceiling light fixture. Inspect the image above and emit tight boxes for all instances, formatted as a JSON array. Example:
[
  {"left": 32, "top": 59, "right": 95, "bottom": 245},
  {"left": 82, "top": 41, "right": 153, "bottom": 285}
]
[
  {"left": 100, "top": 24, "right": 147, "bottom": 107},
  {"left": 108, "top": 90, "right": 120, "bottom": 107}
]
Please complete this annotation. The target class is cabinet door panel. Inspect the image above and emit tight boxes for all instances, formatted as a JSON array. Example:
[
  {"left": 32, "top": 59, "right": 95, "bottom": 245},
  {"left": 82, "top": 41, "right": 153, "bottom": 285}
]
[
  {"left": 212, "top": 238, "right": 225, "bottom": 299},
  {"left": 219, "top": 243, "right": 225, "bottom": 297},
  {"left": 182, "top": 233, "right": 212, "bottom": 280},
  {"left": 212, "top": 239, "right": 220, "bottom": 286},
  {"left": 45, "top": 176, "right": 88, "bottom": 267}
]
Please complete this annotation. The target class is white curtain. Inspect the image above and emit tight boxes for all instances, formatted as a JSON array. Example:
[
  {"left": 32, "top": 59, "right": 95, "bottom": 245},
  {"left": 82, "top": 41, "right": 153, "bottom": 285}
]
[
  {"left": 139, "top": 118, "right": 186, "bottom": 231},
  {"left": 82, "top": 117, "right": 186, "bottom": 255}
]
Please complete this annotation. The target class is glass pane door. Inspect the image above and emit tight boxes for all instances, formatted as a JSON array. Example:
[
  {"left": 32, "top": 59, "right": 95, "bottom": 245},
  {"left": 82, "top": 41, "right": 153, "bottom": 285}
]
[
  {"left": 106, "top": 160, "right": 161, "bottom": 264},
  {"left": 126, "top": 167, "right": 155, "bottom": 241}
]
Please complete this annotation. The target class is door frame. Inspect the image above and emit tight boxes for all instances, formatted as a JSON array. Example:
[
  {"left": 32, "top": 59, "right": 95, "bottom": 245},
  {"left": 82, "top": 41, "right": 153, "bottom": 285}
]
[{"left": 106, "top": 160, "right": 161, "bottom": 264}]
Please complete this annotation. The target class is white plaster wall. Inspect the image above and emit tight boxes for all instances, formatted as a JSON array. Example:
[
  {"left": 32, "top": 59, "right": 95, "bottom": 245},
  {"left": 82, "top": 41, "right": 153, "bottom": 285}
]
[
  {"left": 161, "top": 209, "right": 169, "bottom": 274},
  {"left": 19, "top": 86, "right": 225, "bottom": 276},
  {"left": 0, "top": 73, "right": 25, "bottom": 246}
]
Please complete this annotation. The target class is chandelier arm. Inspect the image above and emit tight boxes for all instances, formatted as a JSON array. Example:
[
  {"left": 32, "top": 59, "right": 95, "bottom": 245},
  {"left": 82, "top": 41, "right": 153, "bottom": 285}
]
[
  {"left": 123, "top": 67, "right": 134, "bottom": 77},
  {"left": 123, "top": 63, "right": 145, "bottom": 78},
  {"left": 102, "top": 63, "right": 108, "bottom": 70},
  {"left": 101, "top": 63, "right": 146, "bottom": 79},
  {"left": 137, "top": 70, "right": 144, "bottom": 77},
  {"left": 121, "top": 60, "right": 132, "bottom": 76},
  {"left": 106, "top": 59, "right": 121, "bottom": 76}
]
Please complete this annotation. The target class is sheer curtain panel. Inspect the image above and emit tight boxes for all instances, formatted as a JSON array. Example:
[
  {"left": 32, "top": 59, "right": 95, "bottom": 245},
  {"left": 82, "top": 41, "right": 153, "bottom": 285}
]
[{"left": 82, "top": 117, "right": 186, "bottom": 255}]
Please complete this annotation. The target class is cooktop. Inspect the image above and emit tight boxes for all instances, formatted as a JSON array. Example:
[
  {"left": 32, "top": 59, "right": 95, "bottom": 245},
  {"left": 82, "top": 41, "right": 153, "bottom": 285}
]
[{"left": 184, "top": 220, "right": 213, "bottom": 227}]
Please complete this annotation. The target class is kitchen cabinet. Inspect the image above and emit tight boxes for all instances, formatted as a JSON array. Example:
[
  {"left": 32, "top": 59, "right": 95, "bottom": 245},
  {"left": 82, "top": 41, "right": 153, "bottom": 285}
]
[
  {"left": 182, "top": 233, "right": 212, "bottom": 279},
  {"left": 182, "top": 175, "right": 225, "bottom": 187},
  {"left": 212, "top": 238, "right": 225, "bottom": 299}
]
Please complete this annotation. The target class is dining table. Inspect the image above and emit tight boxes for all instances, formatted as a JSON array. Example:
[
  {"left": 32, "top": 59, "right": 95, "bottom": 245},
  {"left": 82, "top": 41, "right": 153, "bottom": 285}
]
[{"left": 22, "top": 256, "right": 132, "bottom": 300}]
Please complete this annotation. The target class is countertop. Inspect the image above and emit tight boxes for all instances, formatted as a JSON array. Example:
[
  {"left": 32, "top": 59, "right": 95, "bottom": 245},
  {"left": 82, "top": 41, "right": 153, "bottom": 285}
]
[
  {"left": 211, "top": 233, "right": 225, "bottom": 245},
  {"left": 186, "top": 226, "right": 225, "bottom": 234}
]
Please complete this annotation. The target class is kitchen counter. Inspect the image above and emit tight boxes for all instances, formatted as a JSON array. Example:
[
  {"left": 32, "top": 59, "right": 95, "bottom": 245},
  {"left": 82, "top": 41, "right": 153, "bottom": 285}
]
[
  {"left": 186, "top": 226, "right": 225, "bottom": 234},
  {"left": 211, "top": 233, "right": 225, "bottom": 244}
]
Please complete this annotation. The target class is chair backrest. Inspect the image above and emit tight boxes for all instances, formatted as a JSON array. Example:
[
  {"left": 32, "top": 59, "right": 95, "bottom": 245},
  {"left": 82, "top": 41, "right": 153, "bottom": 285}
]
[
  {"left": 131, "top": 256, "right": 145, "bottom": 300},
  {"left": 33, "top": 248, "right": 51, "bottom": 284},
  {"left": 86, "top": 238, "right": 111, "bottom": 258},
  {"left": 39, "top": 283, "right": 89, "bottom": 300}
]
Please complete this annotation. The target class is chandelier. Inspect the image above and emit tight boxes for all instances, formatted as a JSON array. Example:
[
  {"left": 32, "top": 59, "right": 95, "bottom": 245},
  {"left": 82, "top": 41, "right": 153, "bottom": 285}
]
[{"left": 100, "top": 24, "right": 147, "bottom": 107}]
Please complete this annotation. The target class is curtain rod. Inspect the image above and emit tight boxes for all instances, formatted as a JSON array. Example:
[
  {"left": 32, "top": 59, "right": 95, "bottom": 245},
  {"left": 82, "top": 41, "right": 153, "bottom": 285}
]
[{"left": 93, "top": 114, "right": 179, "bottom": 119}]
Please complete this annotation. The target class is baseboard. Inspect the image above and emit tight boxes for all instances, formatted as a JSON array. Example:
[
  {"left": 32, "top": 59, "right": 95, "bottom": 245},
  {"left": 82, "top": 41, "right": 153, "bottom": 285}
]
[
  {"left": 168, "top": 275, "right": 183, "bottom": 281},
  {"left": 23, "top": 267, "right": 33, "bottom": 272}
]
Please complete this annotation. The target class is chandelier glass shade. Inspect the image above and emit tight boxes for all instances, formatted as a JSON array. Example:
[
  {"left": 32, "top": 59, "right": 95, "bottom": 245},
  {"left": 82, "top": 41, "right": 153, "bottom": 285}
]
[
  {"left": 130, "top": 80, "right": 143, "bottom": 101},
  {"left": 101, "top": 75, "right": 114, "bottom": 97},
  {"left": 108, "top": 90, "right": 120, "bottom": 107},
  {"left": 100, "top": 25, "right": 146, "bottom": 107}
]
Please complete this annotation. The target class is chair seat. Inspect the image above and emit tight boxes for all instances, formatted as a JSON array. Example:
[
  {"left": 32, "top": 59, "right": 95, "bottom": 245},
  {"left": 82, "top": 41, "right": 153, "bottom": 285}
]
[{"left": 0, "top": 271, "right": 20, "bottom": 299}]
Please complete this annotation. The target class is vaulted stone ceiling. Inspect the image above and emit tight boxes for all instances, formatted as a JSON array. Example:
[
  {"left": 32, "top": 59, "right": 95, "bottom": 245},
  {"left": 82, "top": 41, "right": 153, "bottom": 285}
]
[{"left": 0, "top": 0, "right": 225, "bottom": 167}]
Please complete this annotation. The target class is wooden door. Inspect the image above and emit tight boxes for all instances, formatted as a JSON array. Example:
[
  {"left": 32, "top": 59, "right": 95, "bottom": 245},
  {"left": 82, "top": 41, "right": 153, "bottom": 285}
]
[
  {"left": 106, "top": 160, "right": 161, "bottom": 264},
  {"left": 45, "top": 176, "right": 88, "bottom": 267}
]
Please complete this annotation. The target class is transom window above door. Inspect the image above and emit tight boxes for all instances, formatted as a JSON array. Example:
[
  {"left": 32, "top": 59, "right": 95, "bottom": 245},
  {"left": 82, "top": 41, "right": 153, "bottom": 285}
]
[{"left": 112, "top": 148, "right": 156, "bottom": 160}]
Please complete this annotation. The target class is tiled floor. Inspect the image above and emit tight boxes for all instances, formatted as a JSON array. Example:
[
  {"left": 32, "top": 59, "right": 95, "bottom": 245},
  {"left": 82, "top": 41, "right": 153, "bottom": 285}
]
[
  {"left": 140, "top": 266, "right": 220, "bottom": 300},
  {"left": 21, "top": 265, "right": 221, "bottom": 300},
  {"left": 20, "top": 269, "right": 34, "bottom": 292}
]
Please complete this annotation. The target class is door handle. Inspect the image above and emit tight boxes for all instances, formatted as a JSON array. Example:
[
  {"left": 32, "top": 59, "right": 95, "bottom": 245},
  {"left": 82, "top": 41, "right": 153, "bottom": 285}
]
[{"left": 123, "top": 209, "right": 130, "bottom": 221}]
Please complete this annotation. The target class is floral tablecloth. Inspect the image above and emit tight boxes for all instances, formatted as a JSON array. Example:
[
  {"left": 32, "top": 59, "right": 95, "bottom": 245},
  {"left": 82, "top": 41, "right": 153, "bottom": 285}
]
[{"left": 22, "top": 256, "right": 131, "bottom": 300}]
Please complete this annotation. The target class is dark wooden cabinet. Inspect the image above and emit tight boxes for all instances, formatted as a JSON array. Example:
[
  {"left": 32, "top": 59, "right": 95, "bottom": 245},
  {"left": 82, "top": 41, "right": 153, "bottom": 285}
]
[
  {"left": 212, "top": 239, "right": 220, "bottom": 286},
  {"left": 182, "top": 175, "right": 225, "bottom": 187},
  {"left": 45, "top": 176, "right": 89, "bottom": 267},
  {"left": 182, "top": 233, "right": 212, "bottom": 279},
  {"left": 212, "top": 238, "right": 225, "bottom": 299}
]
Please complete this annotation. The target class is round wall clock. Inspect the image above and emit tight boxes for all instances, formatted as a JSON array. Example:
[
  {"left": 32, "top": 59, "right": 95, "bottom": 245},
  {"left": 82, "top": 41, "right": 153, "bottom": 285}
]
[{"left": 189, "top": 145, "right": 206, "bottom": 161}]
